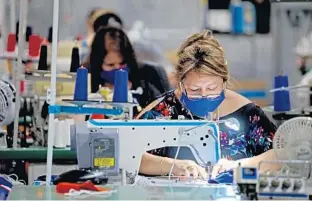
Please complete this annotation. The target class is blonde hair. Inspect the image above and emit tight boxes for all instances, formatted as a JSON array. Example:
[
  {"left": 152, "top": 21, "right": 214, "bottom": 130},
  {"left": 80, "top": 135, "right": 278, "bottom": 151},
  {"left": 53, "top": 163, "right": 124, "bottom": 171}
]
[
  {"left": 176, "top": 30, "right": 229, "bottom": 83},
  {"left": 89, "top": 9, "right": 112, "bottom": 26}
]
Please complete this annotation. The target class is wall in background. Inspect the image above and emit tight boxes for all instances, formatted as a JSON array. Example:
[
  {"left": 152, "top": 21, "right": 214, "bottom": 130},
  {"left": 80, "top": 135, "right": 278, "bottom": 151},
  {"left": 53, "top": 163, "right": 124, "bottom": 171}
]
[{"left": 2, "top": 0, "right": 310, "bottom": 107}]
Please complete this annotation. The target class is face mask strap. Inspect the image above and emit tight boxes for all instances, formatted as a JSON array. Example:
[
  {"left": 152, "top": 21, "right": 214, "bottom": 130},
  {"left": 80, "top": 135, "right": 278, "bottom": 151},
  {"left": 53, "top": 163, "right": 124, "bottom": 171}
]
[{"left": 179, "top": 82, "right": 188, "bottom": 96}]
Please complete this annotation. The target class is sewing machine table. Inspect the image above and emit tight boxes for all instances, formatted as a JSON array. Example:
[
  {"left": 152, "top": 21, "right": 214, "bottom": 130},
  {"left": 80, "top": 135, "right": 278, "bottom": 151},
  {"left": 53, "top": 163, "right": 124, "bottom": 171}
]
[{"left": 7, "top": 184, "right": 237, "bottom": 200}]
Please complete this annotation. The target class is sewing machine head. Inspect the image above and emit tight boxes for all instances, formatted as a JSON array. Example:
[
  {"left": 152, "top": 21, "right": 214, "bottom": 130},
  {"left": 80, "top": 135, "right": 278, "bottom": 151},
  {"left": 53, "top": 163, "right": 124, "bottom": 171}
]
[{"left": 70, "top": 119, "right": 221, "bottom": 184}]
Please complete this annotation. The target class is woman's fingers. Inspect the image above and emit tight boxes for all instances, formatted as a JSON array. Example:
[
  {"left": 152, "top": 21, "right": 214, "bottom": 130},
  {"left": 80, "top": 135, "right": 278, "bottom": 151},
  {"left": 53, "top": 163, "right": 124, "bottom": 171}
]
[
  {"left": 197, "top": 166, "right": 208, "bottom": 179},
  {"left": 211, "top": 164, "right": 222, "bottom": 179},
  {"left": 188, "top": 166, "right": 199, "bottom": 179}
]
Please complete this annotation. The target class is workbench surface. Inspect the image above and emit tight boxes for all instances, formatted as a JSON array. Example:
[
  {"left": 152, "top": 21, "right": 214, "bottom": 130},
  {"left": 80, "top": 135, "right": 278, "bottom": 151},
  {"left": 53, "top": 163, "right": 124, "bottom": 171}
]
[
  {"left": 8, "top": 185, "right": 236, "bottom": 200},
  {"left": 0, "top": 147, "right": 76, "bottom": 160}
]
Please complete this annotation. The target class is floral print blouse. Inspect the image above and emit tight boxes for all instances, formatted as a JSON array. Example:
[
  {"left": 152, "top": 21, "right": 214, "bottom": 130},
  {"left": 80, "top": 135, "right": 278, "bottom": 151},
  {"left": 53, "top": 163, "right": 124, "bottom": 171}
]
[{"left": 139, "top": 91, "right": 276, "bottom": 161}]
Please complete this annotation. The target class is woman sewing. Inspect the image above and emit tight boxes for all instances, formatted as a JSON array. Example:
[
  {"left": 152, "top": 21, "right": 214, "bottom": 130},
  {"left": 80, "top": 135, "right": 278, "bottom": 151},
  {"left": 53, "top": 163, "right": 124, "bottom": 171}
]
[
  {"left": 89, "top": 26, "right": 170, "bottom": 114},
  {"left": 136, "top": 30, "right": 277, "bottom": 179}
]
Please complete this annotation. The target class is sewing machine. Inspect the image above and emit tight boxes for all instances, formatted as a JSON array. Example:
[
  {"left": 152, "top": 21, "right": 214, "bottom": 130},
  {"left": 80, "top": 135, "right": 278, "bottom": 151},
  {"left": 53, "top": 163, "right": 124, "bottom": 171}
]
[
  {"left": 234, "top": 160, "right": 312, "bottom": 200},
  {"left": 70, "top": 119, "right": 222, "bottom": 185}
]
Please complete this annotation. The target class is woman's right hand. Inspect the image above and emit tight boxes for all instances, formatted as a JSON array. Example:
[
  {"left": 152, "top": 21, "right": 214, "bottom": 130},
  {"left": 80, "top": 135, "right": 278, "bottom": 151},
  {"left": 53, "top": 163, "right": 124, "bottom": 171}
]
[{"left": 171, "top": 160, "right": 208, "bottom": 179}]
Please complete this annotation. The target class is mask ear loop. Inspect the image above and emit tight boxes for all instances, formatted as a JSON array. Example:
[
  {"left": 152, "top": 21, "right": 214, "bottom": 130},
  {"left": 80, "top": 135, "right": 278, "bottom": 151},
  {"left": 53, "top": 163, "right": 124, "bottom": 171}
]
[
  {"left": 207, "top": 83, "right": 225, "bottom": 121},
  {"left": 179, "top": 82, "right": 196, "bottom": 120},
  {"left": 179, "top": 82, "right": 186, "bottom": 95}
]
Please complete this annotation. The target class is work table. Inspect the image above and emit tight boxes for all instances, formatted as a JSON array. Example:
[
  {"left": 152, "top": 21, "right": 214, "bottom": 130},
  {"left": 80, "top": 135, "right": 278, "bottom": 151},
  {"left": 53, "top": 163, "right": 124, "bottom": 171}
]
[{"left": 7, "top": 184, "right": 236, "bottom": 200}]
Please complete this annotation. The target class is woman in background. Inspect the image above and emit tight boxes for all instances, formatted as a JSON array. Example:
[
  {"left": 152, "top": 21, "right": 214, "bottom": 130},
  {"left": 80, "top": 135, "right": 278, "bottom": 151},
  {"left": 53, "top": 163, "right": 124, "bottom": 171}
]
[
  {"left": 136, "top": 30, "right": 277, "bottom": 179},
  {"left": 90, "top": 26, "right": 170, "bottom": 113},
  {"left": 83, "top": 8, "right": 176, "bottom": 89}
]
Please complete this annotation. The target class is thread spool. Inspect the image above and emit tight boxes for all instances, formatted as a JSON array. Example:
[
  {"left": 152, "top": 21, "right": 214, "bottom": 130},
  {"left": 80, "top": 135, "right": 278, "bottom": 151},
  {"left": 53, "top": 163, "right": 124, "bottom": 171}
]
[
  {"left": 73, "top": 67, "right": 88, "bottom": 101},
  {"left": 6, "top": 34, "right": 16, "bottom": 52},
  {"left": 54, "top": 119, "right": 66, "bottom": 148},
  {"left": 28, "top": 35, "right": 42, "bottom": 57},
  {"left": 37, "top": 41, "right": 48, "bottom": 71},
  {"left": 273, "top": 74, "right": 291, "bottom": 111},
  {"left": 70, "top": 46, "right": 80, "bottom": 72},
  {"left": 113, "top": 69, "right": 128, "bottom": 102},
  {"left": 53, "top": 119, "right": 59, "bottom": 147},
  {"left": 65, "top": 119, "right": 74, "bottom": 147},
  {"left": 16, "top": 22, "right": 33, "bottom": 42},
  {"left": 25, "top": 27, "right": 33, "bottom": 42},
  {"left": 48, "top": 27, "right": 53, "bottom": 43}
]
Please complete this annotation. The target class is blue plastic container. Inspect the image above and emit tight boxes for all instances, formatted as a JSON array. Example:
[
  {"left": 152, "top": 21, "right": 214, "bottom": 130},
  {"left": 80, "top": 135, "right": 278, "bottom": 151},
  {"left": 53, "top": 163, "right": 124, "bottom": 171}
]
[{"left": 230, "top": 0, "right": 244, "bottom": 35}]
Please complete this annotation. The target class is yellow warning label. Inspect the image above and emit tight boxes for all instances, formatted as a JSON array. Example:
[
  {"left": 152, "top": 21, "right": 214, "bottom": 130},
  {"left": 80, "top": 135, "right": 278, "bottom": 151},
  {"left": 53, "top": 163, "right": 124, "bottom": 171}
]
[{"left": 94, "top": 158, "right": 115, "bottom": 167}]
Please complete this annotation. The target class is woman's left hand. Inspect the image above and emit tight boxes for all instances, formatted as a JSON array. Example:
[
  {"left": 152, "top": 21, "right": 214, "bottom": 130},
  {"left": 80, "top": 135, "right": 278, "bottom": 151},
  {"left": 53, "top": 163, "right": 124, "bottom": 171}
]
[{"left": 211, "top": 158, "right": 238, "bottom": 179}]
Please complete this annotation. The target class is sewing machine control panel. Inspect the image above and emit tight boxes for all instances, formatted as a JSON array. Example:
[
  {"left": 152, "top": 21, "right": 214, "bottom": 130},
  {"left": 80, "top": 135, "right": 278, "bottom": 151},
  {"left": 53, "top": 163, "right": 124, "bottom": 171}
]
[
  {"left": 234, "top": 162, "right": 310, "bottom": 200},
  {"left": 235, "top": 167, "right": 258, "bottom": 184},
  {"left": 92, "top": 137, "right": 116, "bottom": 169},
  {"left": 74, "top": 126, "right": 120, "bottom": 175},
  {"left": 257, "top": 175, "right": 307, "bottom": 199}
]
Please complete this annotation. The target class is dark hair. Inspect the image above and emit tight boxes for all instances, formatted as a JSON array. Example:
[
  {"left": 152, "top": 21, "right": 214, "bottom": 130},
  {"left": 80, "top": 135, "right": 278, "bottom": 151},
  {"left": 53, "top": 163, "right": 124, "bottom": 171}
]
[
  {"left": 90, "top": 26, "right": 140, "bottom": 93},
  {"left": 93, "top": 13, "right": 123, "bottom": 32}
]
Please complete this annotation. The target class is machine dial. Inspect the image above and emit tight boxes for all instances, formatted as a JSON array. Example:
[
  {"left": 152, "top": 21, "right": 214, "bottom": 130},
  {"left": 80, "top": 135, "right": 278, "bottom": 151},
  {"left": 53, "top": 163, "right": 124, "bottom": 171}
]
[
  {"left": 282, "top": 179, "right": 291, "bottom": 189},
  {"left": 293, "top": 180, "right": 303, "bottom": 191},
  {"left": 259, "top": 178, "right": 269, "bottom": 188},
  {"left": 271, "top": 179, "right": 280, "bottom": 188}
]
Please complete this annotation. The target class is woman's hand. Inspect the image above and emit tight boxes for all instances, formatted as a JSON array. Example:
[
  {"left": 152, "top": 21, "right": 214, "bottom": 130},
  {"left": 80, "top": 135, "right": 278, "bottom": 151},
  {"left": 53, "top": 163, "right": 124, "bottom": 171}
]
[
  {"left": 171, "top": 160, "right": 208, "bottom": 179},
  {"left": 211, "top": 158, "right": 238, "bottom": 179}
]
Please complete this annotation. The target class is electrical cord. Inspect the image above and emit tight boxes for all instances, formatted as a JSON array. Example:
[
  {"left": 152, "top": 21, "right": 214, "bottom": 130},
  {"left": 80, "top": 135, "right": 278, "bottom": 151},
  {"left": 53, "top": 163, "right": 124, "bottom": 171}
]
[
  {"left": 168, "top": 109, "right": 194, "bottom": 183},
  {"left": 168, "top": 134, "right": 182, "bottom": 183},
  {"left": 167, "top": 109, "right": 221, "bottom": 183},
  {"left": 0, "top": 174, "right": 26, "bottom": 185}
]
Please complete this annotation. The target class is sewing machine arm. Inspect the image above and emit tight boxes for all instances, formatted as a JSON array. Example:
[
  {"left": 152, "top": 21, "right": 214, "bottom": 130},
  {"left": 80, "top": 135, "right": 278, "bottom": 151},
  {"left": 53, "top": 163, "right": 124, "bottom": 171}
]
[{"left": 71, "top": 120, "right": 221, "bottom": 181}]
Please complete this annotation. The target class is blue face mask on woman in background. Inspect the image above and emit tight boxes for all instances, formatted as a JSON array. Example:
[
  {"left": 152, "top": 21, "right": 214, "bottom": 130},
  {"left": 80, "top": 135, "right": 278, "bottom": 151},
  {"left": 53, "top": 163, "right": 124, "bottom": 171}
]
[
  {"left": 101, "top": 66, "right": 129, "bottom": 84},
  {"left": 180, "top": 90, "right": 225, "bottom": 118}
]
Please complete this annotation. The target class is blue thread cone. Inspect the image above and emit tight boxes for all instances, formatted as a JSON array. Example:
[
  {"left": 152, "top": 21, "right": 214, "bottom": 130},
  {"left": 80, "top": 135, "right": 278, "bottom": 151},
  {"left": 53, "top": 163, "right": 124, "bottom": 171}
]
[
  {"left": 73, "top": 67, "right": 88, "bottom": 101},
  {"left": 273, "top": 75, "right": 291, "bottom": 111},
  {"left": 113, "top": 69, "right": 128, "bottom": 103}
]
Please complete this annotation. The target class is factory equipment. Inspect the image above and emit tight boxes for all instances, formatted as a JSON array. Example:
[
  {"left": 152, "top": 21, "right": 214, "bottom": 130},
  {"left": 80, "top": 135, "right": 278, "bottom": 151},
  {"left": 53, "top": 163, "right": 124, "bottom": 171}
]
[
  {"left": 234, "top": 117, "right": 312, "bottom": 200},
  {"left": 70, "top": 119, "right": 223, "bottom": 185}
]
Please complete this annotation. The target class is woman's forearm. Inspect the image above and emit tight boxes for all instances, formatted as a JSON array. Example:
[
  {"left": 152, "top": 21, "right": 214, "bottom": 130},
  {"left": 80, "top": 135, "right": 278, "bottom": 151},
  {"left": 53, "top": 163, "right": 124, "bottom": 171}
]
[
  {"left": 239, "top": 149, "right": 281, "bottom": 171},
  {"left": 139, "top": 152, "right": 173, "bottom": 175}
]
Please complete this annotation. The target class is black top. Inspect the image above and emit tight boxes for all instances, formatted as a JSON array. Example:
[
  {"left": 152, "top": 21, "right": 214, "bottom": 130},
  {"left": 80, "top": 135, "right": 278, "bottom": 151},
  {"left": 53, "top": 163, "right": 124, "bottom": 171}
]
[
  {"left": 134, "top": 62, "right": 171, "bottom": 107},
  {"left": 98, "top": 62, "right": 171, "bottom": 115},
  {"left": 140, "top": 90, "right": 276, "bottom": 161}
]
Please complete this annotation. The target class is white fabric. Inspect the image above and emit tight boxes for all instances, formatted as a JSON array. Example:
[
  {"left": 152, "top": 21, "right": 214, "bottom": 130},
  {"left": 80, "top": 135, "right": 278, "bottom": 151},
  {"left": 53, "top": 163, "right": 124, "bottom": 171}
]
[
  {"left": 296, "top": 70, "right": 312, "bottom": 108},
  {"left": 295, "top": 32, "right": 312, "bottom": 57},
  {"left": 127, "top": 21, "right": 173, "bottom": 73},
  {"left": 64, "top": 189, "right": 117, "bottom": 197}
]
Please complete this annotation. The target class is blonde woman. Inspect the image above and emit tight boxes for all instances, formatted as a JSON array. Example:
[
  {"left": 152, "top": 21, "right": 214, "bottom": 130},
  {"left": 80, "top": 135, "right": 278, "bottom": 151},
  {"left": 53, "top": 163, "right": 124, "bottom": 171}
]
[{"left": 136, "top": 30, "right": 277, "bottom": 179}]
